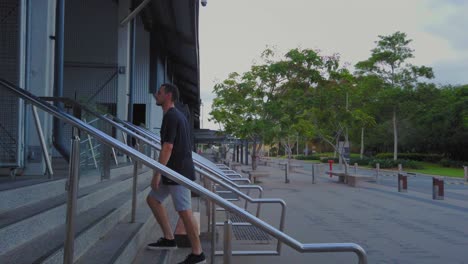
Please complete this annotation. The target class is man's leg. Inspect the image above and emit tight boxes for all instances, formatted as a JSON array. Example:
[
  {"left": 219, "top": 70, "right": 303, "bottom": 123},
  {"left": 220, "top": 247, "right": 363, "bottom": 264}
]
[
  {"left": 147, "top": 194, "right": 174, "bottom": 239},
  {"left": 171, "top": 185, "right": 204, "bottom": 255},
  {"left": 178, "top": 209, "right": 202, "bottom": 255}
]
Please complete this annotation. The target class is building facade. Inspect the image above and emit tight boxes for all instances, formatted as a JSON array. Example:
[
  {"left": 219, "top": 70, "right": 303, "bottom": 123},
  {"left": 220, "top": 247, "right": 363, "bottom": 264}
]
[{"left": 0, "top": 0, "right": 201, "bottom": 176}]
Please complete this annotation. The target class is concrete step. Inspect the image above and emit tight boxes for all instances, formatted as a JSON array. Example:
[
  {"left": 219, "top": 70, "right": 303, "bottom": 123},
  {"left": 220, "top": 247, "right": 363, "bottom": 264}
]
[
  {"left": 131, "top": 199, "right": 201, "bottom": 264},
  {"left": 0, "top": 164, "right": 136, "bottom": 214},
  {"left": 0, "top": 170, "right": 152, "bottom": 263},
  {"left": 76, "top": 199, "right": 169, "bottom": 264},
  {"left": 0, "top": 172, "right": 131, "bottom": 231},
  {"left": 0, "top": 170, "right": 149, "bottom": 255}
]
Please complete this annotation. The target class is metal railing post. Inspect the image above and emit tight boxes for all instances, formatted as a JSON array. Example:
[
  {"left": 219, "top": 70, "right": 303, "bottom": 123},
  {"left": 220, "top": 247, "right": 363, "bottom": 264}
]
[
  {"left": 255, "top": 189, "right": 263, "bottom": 217},
  {"left": 223, "top": 218, "right": 233, "bottom": 264},
  {"left": 63, "top": 131, "right": 80, "bottom": 264},
  {"left": 210, "top": 183, "right": 216, "bottom": 264},
  {"left": 131, "top": 140, "right": 140, "bottom": 223},
  {"left": 32, "top": 105, "right": 54, "bottom": 177},
  {"left": 86, "top": 134, "right": 99, "bottom": 169},
  {"left": 101, "top": 123, "right": 111, "bottom": 180}
]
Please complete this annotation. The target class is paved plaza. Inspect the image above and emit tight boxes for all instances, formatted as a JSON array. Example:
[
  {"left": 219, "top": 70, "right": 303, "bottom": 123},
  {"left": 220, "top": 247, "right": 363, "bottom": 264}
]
[{"left": 229, "top": 160, "right": 468, "bottom": 264}]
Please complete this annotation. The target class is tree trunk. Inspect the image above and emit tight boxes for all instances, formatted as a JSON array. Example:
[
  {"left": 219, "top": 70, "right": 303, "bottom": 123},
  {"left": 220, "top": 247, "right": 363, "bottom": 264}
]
[
  {"left": 252, "top": 141, "right": 257, "bottom": 170},
  {"left": 281, "top": 140, "right": 293, "bottom": 168},
  {"left": 251, "top": 142, "right": 263, "bottom": 171},
  {"left": 360, "top": 127, "right": 364, "bottom": 159},
  {"left": 334, "top": 136, "right": 339, "bottom": 158},
  {"left": 393, "top": 108, "right": 398, "bottom": 161},
  {"left": 296, "top": 135, "right": 299, "bottom": 156}
]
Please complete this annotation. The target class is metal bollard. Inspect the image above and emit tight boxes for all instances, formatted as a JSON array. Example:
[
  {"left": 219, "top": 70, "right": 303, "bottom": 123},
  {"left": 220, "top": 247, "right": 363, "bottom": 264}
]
[
  {"left": 376, "top": 163, "right": 380, "bottom": 183},
  {"left": 312, "top": 163, "right": 315, "bottom": 184},
  {"left": 464, "top": 166, "right": 468, "bottom": 182},
  {"left": 284, "top": 163, "right": 290, "bottom": 183},
  {"left": 398, "top": 164, "right": 403, "bottom": 173},
  {"left": 354, "top": 163, "right": 358, "bottom": 175},
  {"left": 432, "top": 177, "right": 444, "bottom": 200},
  {"left": 398, "top": 173, "right": 407, "bottom": 192}
]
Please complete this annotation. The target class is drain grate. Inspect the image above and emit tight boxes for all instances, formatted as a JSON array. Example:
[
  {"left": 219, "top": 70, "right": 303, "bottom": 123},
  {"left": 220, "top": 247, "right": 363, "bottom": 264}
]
[
  {"left": 216, "top": 191, "right": 238, "bottom": 200},
  {"left": 230, "top": 213, "right": 248, "bottom": 223},
  {"left": 232, "top": 225, "right": 272, "bottom": 241}
]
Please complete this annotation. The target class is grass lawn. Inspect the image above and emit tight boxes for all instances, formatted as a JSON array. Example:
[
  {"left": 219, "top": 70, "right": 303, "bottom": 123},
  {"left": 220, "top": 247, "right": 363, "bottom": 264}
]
[
  {"left": 279, "top": 153, "right": 466, "bottom": 178},
  {"left": 406, "top": 162, "right": 465, "bottom": 178}
]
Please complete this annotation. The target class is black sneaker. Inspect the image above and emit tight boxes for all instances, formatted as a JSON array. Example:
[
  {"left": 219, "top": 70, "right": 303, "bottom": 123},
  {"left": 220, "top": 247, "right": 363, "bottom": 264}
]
[
  {"left": 178, "top": 252, "right": 206, "bottom": 264},
  {"left": 147, "top": 237, "right": 177, "bottom": 250}
]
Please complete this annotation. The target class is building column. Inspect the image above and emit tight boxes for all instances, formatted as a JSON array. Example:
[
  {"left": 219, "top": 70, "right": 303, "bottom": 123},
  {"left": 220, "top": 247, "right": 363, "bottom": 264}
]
[
  {"left": 245, "top": 140, "right": 248, "bottom": 166},
  {"left": 240, "top": 143, "right": 244, "bottom": 164},
  {"left": 116, "top": 0, "right": 131, "bottom": 123},
  {"left": 23, "top": 0, "right": 56, "bottom": 175}
]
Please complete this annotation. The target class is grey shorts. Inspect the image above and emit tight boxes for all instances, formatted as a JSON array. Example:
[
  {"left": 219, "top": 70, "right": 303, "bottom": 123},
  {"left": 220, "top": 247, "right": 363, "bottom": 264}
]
[{"left": 148, "top": 184, "right": 192, "bottom": 212}]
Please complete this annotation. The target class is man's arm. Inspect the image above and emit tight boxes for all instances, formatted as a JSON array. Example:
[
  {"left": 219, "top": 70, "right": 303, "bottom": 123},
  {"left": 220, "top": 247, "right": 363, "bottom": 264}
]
[{"left": 152, "top": 142, "right": 174, "bottom": 189}]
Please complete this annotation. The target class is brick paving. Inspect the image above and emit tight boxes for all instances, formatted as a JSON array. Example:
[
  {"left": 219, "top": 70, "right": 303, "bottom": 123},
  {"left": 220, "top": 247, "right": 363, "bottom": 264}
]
[{"left": 228, "top": 160, "right": 468, "bottom": 264}]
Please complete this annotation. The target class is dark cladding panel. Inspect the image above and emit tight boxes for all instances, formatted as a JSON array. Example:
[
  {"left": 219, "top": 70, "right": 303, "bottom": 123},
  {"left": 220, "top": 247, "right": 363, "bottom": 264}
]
[{"left": 0, "top": 0, "right": 20, "bottom": 166}]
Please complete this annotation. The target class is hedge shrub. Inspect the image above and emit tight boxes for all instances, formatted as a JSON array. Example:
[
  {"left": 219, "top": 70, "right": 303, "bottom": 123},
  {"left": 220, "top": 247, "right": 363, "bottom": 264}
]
[
  {"left": 369, "top": 159, "right": 423, "bottom": 169},
  {"left": 439, "top": 159, "right": 467, "bottom": 168},
  {"left": 295, "top": 155, "right": 320, "bottom": 160},
  {"left": 374, "top": 153, "right": 444, "bottom": 162},
  {"left": 320, "top": 157, "right": 339, "bottom": 163}
]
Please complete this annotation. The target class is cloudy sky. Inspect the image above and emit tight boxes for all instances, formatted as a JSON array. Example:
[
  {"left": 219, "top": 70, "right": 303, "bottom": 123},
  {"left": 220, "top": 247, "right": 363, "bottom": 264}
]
[{"left": 198, "top": 0, "right": 468, "bottom": 129}]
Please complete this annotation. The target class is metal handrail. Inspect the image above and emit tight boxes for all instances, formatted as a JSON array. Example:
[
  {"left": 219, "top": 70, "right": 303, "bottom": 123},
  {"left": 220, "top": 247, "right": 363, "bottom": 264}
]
[
  {"left": 31, "top": 96, "right": 286, "bottom": 252},
  {"left": 41, "top": 98, "right": 282, "bottom": 222},
  {"left": 119, "top": 121, "right": 249, "bottom": 179},
  {"left": 55, "top": 101, "right": 287, "bottom": 252},
  {"left": 37, "top": 97, "right": 270, "bottom": 222},
  {"left": 41, "top": 96, "right": 258, "bottom": 188},
  {"left": 0, "top": 79, "right": 367, "bottom": 264}
]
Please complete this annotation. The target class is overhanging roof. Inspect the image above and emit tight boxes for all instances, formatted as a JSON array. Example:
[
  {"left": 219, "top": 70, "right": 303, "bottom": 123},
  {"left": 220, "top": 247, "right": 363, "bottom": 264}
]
[
  {"left": 135, "top": 0, "right": 200, "bottom": 125},
  {"left": 194, "top": 129, "right": 239, "bottom": 144}
]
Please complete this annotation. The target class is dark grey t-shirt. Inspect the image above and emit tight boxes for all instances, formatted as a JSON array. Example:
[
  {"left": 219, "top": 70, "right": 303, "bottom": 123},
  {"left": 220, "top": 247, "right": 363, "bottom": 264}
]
[{"left": 160, "top": 107, "right": 195, "bottom": 185}]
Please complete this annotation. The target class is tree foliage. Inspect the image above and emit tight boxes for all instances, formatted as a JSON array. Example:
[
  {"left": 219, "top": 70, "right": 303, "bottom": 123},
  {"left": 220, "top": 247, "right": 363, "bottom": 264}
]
[{"left": 210, "top": 32, "right": 468, "bottom": 162}]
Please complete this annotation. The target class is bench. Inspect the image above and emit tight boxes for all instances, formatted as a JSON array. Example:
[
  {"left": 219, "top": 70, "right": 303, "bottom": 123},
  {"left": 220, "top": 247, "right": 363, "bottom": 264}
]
[
  {"left": 289, "top": 163, "right": 302, "bottom": 172},
  {"left": 278, "top": 162, "right": 302, "bottom": 172},
  {"left": 327, "top": 171, "right": 374, "bottom": 187},
  {"left": 346, "top": 174, "right": 375, "bottom": 187},
  {"left": 278, "top": 162, "right": 287, "bottom": 169},
  {"left": 243, "top": 170, "right": 270, "bottom": 183},
  {"left": 258, "top": 157, "right": 271, "bottom": 166},
  {"left": 230, "top": 162, "right": 242, "bottom": 172},
  {"left": 266, "top": 160, "right": 277, "bottom": 167}
]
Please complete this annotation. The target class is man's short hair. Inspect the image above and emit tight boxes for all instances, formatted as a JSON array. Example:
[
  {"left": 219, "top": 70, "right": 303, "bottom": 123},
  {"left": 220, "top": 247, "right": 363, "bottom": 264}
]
[{"left": 161, "top": 83, "right": 179, "bottom": 102}]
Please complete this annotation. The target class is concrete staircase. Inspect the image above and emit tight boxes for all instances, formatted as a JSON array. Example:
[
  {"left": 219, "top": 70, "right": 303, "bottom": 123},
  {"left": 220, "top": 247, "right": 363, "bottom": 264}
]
[
  {"left": 0, "top": 164, "right": 167, "bottom": 264},
  {"left": 131, "top": 196, "right": 208, "bottom": 264}
]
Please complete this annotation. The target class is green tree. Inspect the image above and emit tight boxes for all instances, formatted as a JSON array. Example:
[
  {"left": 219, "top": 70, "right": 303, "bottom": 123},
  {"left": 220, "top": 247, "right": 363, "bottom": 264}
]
[
  {"left": 210, "top": 48, "right": 286, "bottom": 169},
  {"left": 350, "top": 75, "right": 382, "bottom": 158},
  {"left": 401, "top": 84, "right": 468, "bottom": 160},
  {"left": 270, "top": 48, "right": 325, "bottom": 161},
  {"left": 355, "top": 31, "right": 434, "bottom": 160}
]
